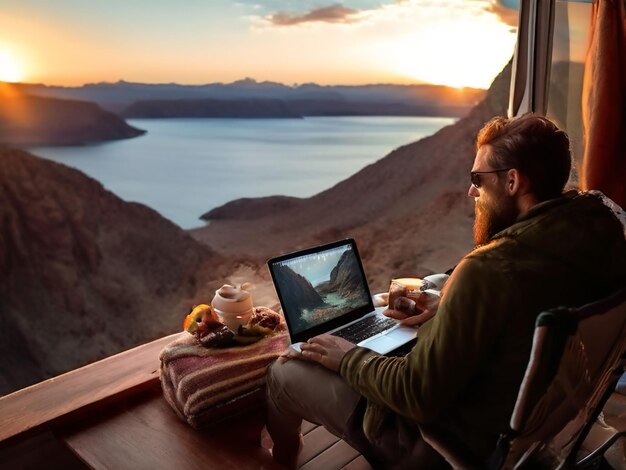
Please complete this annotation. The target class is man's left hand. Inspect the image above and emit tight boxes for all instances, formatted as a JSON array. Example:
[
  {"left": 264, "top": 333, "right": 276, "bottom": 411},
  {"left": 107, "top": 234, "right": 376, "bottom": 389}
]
[
  {"left": 300, "top": 334, "right": 356, "bottom": 372},
  {"left": 383, "top": 291, "right": 441, "bottom": 327}
]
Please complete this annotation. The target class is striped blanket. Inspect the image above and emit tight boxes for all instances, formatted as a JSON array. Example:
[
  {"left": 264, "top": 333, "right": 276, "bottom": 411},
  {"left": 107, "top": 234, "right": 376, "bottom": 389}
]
[{"left": 159, "top": 331, "right": 289, "bottom": 428}]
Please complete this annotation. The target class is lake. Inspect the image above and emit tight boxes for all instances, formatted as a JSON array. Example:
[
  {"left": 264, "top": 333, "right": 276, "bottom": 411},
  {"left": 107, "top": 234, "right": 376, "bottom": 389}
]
[{"left": 30, "top": 116, "right": 455, "bottom": 229}]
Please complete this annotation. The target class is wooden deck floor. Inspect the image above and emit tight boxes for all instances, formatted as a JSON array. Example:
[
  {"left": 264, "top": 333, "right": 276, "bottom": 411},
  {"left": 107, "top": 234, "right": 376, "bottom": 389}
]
[{"left": 59, "top": 384, "right": 371, "bottom": 469}]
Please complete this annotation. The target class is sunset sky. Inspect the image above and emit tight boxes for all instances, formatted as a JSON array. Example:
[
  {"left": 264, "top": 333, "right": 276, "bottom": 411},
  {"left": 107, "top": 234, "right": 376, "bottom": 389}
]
[{"left": 0, "top": 0, "right": 520, "bottom": 89}]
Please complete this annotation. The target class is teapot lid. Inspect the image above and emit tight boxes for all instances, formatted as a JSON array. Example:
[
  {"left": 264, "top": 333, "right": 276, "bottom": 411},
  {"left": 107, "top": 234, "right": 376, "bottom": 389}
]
[{"left": 216, "top": 284, "right": 250, "bottom": 301}]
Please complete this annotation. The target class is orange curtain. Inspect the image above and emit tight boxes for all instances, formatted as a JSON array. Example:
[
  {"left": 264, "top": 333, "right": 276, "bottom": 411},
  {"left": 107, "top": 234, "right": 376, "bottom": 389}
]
[{"left": 581, "top": 0, "right": 626, "bottom": 208}]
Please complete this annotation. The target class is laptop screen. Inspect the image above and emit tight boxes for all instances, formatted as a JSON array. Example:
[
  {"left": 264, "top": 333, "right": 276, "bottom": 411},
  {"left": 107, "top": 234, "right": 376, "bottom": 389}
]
[{"left": 268, "top": 239, "right": 374, "bottom": 342}]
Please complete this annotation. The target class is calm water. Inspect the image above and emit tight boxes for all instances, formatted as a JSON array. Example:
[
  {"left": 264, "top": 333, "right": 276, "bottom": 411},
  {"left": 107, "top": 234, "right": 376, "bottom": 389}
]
[{"left": 30, "top": 116, "right": 454, "bottom": 229}]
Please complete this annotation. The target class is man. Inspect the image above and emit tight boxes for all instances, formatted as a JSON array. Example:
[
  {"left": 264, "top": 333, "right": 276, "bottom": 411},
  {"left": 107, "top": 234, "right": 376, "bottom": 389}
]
[{"left": 265, "top": 114, "right": 626, "bottom": 468}]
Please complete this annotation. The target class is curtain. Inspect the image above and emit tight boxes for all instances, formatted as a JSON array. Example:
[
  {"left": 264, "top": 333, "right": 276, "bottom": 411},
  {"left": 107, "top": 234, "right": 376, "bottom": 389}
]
[{"left": 581, "top": 0, "right": 626, "bottom": 208}]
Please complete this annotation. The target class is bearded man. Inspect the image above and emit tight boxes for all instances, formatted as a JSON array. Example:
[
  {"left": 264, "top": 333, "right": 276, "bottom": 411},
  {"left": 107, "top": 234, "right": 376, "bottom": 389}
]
[{"left": 265, "top": 114, "right": 626, "bottom": 469}]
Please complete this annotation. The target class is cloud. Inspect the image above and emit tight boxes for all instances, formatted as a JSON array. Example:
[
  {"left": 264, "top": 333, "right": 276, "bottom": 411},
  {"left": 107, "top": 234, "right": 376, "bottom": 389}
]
[
  {"left": 258, "top": 1, "right": 519, "bottom": 30},
  {"left": 266, "top": 4, "right": 361, "bottom": 26},
  {"left": 486, "top": 0, "right": 519, "bottom": 27}
]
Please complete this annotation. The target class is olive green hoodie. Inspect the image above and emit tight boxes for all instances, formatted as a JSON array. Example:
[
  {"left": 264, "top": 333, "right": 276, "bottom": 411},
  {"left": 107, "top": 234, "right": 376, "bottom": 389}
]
[{"left": 340, "top": 191, "right": 626, "bottom": 459}]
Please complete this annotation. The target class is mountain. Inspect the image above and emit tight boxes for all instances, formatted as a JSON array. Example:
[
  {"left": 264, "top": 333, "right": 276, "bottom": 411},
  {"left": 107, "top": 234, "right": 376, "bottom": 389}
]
[
  {"left": 191, "top": 61, "right": 512, "bottom": 294},
  {"left": 0, "top": 84, "right": 145, "bottom": 146},
  {"left": 123, "top": 97, "right": 469, "bottom": 119},
  {"left": 317, "top": 251, "right": 369, "bottom": 303},
  {"left": 272, "top": 264, "right": 326, "bottom": 313},
  {"left": 124, "top": 97, "right": 302, "bottom": 118},
  {"left": 0, "top": 148, "right": 226, "bottom": 395},
  {"left": 17, "top": 79, "right": 485, "bottom": 117}
]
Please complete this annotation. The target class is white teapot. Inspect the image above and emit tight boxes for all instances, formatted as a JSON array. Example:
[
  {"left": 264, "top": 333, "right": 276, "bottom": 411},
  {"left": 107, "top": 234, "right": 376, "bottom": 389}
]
[{"left": 211, "top": 284, "right": 253, "bottom": 332}]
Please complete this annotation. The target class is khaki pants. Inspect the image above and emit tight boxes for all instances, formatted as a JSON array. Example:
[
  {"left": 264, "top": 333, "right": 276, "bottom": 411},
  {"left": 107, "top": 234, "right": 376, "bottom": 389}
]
[
  {"left": 265, "top": 358, "right": 448, "bottom": 469},
  {"left": 266, "top": 359, "right": 361, "bottom": 443}
]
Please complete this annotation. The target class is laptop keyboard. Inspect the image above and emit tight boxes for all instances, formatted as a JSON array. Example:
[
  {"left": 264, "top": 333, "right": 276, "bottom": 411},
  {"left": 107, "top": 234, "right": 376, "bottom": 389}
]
[{"left": 332, "top": 315, "right": 396, "bottom": 344}]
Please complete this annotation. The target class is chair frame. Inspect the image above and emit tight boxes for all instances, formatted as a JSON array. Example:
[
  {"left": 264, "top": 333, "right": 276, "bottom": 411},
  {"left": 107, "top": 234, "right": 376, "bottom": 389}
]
[
  {"left": 421, "top": 286, "right": 626, "bottom": 470},
  {"left": 500, "top": 286, "right": 626, "bottom": 469}
]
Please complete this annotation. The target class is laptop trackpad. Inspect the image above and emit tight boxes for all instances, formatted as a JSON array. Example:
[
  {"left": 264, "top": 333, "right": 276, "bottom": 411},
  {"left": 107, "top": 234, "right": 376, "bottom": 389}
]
[{"left": 360, "top": 327, "right": 416, "bottom": 355}]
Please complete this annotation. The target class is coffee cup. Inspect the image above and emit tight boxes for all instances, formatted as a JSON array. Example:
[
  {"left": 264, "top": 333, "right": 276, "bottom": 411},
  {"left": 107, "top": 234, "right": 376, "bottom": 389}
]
[
  {"left": 211, "top": 284, "right": 253, "bottom": 332},
  {"left": 388, "top": 277, "right": 424, "bottom": 310}
]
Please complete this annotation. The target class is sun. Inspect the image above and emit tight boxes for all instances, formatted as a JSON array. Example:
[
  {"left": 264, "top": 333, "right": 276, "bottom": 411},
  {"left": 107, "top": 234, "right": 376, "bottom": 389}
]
[
  {"left": 386, "top": 14, "right": 517, "bottom": 89},
  {"left": 0, "top": 51, "right": 24, "bottom": 83}
]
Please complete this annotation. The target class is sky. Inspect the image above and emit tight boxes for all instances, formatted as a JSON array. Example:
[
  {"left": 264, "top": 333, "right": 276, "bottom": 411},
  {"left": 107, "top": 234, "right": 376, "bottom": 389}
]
[
  {"left": 282, "top": 246, "right": 350, "bottom": 286},
  {"left": 0, "top": 0, "right": 520, "bottom": 89}
]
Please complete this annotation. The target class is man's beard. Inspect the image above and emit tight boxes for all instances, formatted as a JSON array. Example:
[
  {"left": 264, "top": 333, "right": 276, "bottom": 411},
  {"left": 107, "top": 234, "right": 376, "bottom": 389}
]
[{"left": 473, "top": 195, "right": 518, "bottom": 247}]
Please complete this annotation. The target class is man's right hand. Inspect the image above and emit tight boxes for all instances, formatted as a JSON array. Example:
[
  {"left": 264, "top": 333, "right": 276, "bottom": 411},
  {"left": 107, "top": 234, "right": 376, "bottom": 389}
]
[{"left": 384, "top": 292, "right": 440, "bottom": 327}]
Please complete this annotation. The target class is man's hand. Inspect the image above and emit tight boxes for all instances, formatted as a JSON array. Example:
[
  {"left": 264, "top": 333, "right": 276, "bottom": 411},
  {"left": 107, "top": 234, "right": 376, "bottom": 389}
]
[
  {"left": 299, "top": 334, "right": 356, "bottom": 372},
  {"left": 277, "top": 346, "right": 304, "bottom": 364},
  {"left": 384, "top": 292, "right": 441, "bottom": 327}
]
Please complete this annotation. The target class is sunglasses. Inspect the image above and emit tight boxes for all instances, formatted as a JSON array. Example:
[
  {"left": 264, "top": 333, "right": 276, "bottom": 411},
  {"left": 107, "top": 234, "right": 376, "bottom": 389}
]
[{"left": 470, "top": 168, "right": 512, "bottom": 189}]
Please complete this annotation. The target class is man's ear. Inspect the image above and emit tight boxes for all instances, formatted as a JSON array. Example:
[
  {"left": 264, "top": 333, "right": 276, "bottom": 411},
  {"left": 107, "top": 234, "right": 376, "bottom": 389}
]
[{"left": 504, "top": 168, "right": 528, "bottom": 196}]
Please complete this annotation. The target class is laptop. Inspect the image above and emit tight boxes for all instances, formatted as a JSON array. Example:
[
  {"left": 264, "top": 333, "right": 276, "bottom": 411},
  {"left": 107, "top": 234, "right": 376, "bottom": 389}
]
[{"left": 267, "top": 238, "right": 417, "bottom": 355}]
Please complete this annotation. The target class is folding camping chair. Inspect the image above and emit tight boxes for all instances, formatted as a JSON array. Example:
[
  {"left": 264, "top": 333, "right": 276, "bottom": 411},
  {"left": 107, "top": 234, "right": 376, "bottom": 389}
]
[{"left": 420, "top": 286, "right": 626, "bottom": 469}]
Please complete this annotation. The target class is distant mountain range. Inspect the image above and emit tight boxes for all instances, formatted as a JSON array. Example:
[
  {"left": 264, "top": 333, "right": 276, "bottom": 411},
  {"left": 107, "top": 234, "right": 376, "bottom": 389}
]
[
  {"left": 0, "top": 78, "right": 486, "bottom": 146},
  {"left": 16, "top": 78, "right": 486, "bottom": 118}
]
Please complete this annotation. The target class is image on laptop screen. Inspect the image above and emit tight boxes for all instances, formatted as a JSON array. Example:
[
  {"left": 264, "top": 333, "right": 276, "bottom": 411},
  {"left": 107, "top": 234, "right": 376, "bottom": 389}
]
[{"left": 272, "top": 243, "right": 371, "bottom": 335}]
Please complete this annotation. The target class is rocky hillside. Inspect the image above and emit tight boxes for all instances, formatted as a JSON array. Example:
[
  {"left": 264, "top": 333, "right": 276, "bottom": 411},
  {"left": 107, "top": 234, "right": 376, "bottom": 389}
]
[
  {"left": 272, "top": 264, "right": 325, "bottom": 312},
  {"left": 0, "top": 148, "right": 225, "bottom": 395},
  {"left": 0, "top": 84, "right": 145, "bottom": 146},
  {"left": 191, "top": 61, "right": 511, "bottom": 295},
  {"left": 318, "top": 250, "right": 369, "bottom": 303}
]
